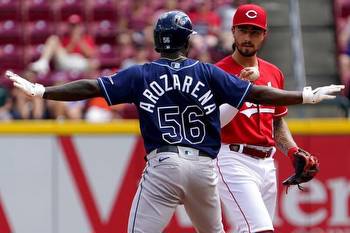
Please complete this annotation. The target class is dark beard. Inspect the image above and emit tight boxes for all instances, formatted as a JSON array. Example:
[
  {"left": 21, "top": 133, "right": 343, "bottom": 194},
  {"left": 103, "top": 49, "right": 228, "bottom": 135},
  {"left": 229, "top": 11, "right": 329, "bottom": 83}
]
[{"left": 236, "top": 46, "right": 257, "bottom": 57}]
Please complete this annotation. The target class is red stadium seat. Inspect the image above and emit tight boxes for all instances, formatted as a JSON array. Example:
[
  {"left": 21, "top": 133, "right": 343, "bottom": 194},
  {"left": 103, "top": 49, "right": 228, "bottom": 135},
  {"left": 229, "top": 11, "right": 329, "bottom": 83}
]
[
  {"left": 0, "top": 20, "right": 23, "bottom": 45},
  {"left": 97, "top": 43, "right": 119, "bottom": 69},
  {"left": 25, "top": 20, "right": 54, "bottom": 45},
  {"left": 92, "top": 20, "right": 117, "bottom": 44},
  {"left": 58, "top": 0, "right": 86, "bottom": 21},
  {"left": 0, "top": 0, "right": 21, "bottom": 21},
  {"left": 341, "top": 3, "right": 350, "bottom": 18},
  {"left": 0, "top": 44, "right": 25, "bottom": 72},
  {"left": 89, "top": 0, "right": 117, "bottom": 21},
  {"left": 24, "top": 0, "right": 55, "bottom": 21}
]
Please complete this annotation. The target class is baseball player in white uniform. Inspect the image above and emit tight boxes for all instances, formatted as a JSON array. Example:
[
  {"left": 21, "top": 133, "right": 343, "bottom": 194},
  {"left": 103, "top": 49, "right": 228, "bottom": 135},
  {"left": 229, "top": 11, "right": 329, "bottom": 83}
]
[{"left": 215, "top": 4, "right": 322, "bottom": 233}]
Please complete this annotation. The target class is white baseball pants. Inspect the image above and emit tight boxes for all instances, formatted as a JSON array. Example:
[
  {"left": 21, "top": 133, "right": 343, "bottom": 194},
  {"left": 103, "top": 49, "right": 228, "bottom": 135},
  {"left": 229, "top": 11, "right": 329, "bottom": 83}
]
[
  {"left": 128, "top": 146, "right": 225, "bottom": 233},
  {"left": 216, "top": 144, "right": 277, "bottom": 233}
]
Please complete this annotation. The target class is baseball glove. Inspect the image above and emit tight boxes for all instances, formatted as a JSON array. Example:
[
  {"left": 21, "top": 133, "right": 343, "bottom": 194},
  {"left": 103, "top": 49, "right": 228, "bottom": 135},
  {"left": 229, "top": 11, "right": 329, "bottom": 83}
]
[{"left": 283, "top": 148, "right": 320, "bottom": 192}]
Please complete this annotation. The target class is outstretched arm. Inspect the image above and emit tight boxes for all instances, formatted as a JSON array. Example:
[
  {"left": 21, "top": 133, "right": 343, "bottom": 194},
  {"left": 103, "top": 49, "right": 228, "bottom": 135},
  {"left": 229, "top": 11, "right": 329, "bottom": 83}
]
[
  {"left": 44, "top": 79, "right": 101, "bottom": 101},
  {"left": 219, "top": 84, "right": 344, "bottom": 128},
  {"left": 6, "top": 70, "right": 344, "bottom": 105},
  {"left": 6, "top": 70, "right": 102, "bottom": 101},
  {"left": 246, "top": 85, "right": 344, "bottom": 105}
]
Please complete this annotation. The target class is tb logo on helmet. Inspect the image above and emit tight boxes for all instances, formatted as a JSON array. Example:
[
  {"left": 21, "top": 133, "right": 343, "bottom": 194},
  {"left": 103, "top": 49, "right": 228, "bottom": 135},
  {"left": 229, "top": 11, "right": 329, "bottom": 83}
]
[{"left": 175, "top": 15, "right": 188, "bottom": 27}]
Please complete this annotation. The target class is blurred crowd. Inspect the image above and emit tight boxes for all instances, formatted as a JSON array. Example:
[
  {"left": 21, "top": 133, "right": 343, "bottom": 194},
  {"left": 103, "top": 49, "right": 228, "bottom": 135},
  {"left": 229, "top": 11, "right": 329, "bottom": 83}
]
[{"left": 0, "top": 0, "right": 250, "bottom": 121}]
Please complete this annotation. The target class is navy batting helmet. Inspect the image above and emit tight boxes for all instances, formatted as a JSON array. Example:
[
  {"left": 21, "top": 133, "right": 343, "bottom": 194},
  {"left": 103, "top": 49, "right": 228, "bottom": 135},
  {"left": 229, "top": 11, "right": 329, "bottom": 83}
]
[{"left": 154, "top": 11, "right": 196, "bottom": 53}]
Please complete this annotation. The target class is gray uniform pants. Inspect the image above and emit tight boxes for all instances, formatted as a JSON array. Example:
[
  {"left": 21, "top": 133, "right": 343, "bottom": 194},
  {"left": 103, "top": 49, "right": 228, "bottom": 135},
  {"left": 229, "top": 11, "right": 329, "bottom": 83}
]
[{"left": 128, "top": 146, "right": 225, "bottom": 233}]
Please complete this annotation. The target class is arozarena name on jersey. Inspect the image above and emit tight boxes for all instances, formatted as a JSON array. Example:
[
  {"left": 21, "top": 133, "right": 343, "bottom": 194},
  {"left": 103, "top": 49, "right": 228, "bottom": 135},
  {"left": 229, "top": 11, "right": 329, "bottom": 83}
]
[{"left": 140, "top": 74, "right": 216, "bottom": 114}]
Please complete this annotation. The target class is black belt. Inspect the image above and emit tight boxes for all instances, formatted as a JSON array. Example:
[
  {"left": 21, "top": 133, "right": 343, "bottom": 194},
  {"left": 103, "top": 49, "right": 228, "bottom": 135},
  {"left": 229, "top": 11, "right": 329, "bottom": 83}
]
[
  {"left": 229, "top": 144, "right": 273, "bottom": 159},
  {"left": 156, "top": 145, "right": 210, "bottom": 158}
]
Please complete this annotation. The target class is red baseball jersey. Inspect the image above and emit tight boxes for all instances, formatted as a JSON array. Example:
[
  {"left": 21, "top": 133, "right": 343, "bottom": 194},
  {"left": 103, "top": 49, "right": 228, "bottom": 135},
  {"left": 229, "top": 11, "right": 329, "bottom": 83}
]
[{"left": 216, "top": 55, "right": 287, "bottom": 147}]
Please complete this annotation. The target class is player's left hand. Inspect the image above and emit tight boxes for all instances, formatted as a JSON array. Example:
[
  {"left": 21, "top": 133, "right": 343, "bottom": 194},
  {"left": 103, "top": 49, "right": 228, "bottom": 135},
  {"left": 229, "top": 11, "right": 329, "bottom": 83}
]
[
  {"left": 283, "top": 147, "right": 319, "bottom": 192},
  {"left": 302, "top": 85, "right": 344, "bottom": 104},
  {"left": 5, "top": 70, "right": 45, "bottom": 97}
]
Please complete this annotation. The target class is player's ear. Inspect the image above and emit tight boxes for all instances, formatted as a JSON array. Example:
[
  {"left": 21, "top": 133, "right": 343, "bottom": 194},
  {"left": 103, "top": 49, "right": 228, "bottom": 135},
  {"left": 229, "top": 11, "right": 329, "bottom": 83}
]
[
  {"left": 231, "top": 26, "right": 235, "bottom": 35},
  {"left": 263, "top": 29, "right": 268, "bottom": 38},
  {"left": 262, "top": 29, "right": 268, "bottom": 43}
]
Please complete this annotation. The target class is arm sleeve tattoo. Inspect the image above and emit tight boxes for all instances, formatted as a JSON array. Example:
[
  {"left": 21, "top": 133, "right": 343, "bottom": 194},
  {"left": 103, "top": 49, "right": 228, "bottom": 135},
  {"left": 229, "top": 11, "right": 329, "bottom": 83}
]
[{"left": 273, "top": 117, "right": 297, "bottom": 155}]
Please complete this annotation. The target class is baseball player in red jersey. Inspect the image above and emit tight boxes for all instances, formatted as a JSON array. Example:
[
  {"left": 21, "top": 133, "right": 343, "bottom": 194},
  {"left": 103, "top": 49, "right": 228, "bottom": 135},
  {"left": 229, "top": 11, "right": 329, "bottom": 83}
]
[{"left": 216, "top": 4, "right": 300, "bottom": 233}]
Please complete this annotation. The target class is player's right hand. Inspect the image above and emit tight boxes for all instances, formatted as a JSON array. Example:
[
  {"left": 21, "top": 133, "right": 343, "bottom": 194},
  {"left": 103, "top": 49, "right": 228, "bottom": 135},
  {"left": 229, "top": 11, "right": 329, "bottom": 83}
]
[
  {"left": 302, "top": 85, "right": 345, "bottom": 104},
  {"left": 239, "top": 67, "right": 259, "bottom": 82},
  {"left": 5, "top": 70, "right": 45, "bottom": 97}
]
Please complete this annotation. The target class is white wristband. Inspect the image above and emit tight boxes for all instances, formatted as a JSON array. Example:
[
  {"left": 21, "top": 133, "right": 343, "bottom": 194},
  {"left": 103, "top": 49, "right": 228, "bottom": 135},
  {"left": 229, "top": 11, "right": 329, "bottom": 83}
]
[
  {"left": 302, "top": 86, "right": 314, "bottom": 104},
  {"left": 34, "top": 83, "right": 45, "bottom": 98}
]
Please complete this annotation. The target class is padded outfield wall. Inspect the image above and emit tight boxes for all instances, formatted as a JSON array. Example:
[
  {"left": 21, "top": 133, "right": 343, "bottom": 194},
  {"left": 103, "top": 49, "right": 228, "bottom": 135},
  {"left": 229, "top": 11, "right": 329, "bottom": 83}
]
[{"left": 0, "top": 119, "right": 349, "bottom": 233}]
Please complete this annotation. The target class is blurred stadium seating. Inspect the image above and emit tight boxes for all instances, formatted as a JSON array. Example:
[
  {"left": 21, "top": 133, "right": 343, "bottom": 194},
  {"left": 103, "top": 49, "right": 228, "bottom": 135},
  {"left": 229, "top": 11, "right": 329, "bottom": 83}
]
[
  {"left": 0, "top": 0, "right": 348, "bottom": 120},
  {"left": 0, "top": 0, "right": 239, "bottom": 74},
  {"left": 0, "top": 0, "right": 22, "bottom": 21}
]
